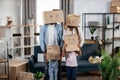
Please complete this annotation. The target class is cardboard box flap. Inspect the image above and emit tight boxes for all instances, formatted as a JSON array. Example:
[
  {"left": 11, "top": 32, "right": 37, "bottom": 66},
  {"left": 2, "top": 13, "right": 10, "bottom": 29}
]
[{"left": 43, "top": 10, "right": 64, "bottom": 24}]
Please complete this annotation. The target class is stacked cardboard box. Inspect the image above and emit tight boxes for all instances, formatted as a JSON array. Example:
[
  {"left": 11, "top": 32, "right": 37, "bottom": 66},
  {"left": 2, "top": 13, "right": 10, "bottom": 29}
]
[
  {"left": 19, "top": 71, "right": 33, "bottom": 80},
  {"left": 110, "top": 0, "right": 120, "bottom": 13},
  {"left": 9, "top": 60, "right": 28, "bottom": 80}
]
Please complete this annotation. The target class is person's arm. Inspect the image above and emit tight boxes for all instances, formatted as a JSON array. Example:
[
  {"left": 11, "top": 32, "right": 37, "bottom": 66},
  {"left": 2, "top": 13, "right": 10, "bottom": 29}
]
[
  {"left": 40, "top": 25, "right": 48, "bottom": 63},
  {"left": 76, "top": 27, "right": 84, "bottom": 56},
  {"left": 40, "top": 25, "right": 46, "bottom": 52},
  {"left": 58, "top": 24, "right": 63, "bottom": 51},
  {"left": 78, "top": 27, "right": 84, "bottom": 47}
]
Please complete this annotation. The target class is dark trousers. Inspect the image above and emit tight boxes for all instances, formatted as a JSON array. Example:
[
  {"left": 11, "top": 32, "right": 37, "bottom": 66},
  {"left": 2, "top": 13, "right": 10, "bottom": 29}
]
[
  {"left": 44, "top": 60, "right": 61, "bottom": 80},
  {"left": 66, "top": 66, "right": 77, "bottom": 80}
]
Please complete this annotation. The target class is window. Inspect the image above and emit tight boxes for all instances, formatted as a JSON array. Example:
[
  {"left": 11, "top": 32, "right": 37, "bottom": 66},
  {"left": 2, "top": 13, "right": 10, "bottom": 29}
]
[
  {"left": 36, "top": 0, "right": 60, "bottom": 44},
  {"left": 36, "top": 0, "right": 60, "bottom": 25}
]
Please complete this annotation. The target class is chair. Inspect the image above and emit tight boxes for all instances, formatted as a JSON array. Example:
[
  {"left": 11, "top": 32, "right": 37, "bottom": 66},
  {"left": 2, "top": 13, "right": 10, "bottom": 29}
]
[{"left": 28, "top": 45, "right": 45, "bottom": 73}]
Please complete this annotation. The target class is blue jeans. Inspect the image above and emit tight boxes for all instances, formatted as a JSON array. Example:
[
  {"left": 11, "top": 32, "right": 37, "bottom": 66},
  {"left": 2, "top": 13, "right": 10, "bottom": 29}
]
[
  {"left": 44, "top": 63, "right": 49, "bottom": 80},
  {"left": 66, "top": 66, "right": 77, "bottom": 80},
  {"left": 49, "top": 60, "right": 58, "bottom": 80}
]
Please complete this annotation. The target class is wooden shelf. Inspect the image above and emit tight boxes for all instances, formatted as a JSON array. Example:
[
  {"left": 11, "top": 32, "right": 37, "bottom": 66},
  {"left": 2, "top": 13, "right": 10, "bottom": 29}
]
[
  {"left": 113, "top": 21, "right": 120, "bottom": 23},
  {"left": 104, "top": 41, "right": 113, "bottom": 44},
  {"left": 113, "top": 37, "right": 120, "bottom": 40},
  {"left": 105, "top": 27, "right": 114, "bottom": 30},
  {"left": 85, "top": 39, "right": 96, "bottom": 44},
  {"left": 0, "top": 24, "right": 41, "bottom": 28},
  {"left": 84, "top": 26, "right": 103, "bottom": 28},
  {"left": 0, "top": 59, "right": 7, "bottom": 63},
  {"left": 0, "top": 74, "right": 8, "bottom": 79}
]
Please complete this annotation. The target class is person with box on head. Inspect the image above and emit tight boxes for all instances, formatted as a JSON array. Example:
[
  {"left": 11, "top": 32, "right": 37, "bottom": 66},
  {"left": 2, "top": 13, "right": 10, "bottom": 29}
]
[
  {"left": 40, "top": 10, "right": 64, "bottom": 80},
  {"left": 62, "top": 14, "right": 84, "bottom": 80}
]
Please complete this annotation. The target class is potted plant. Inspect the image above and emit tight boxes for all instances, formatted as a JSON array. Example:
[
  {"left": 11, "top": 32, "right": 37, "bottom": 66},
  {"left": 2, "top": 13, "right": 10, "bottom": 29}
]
[
  {"left": 34, "top": 71, "right": 44, "bottom": 80},
  {"left": 89, "top": 26, "right": 96, "bottom": 40},
  {"left": 98, "top": 48, "right": 120, "bottom": 80}
]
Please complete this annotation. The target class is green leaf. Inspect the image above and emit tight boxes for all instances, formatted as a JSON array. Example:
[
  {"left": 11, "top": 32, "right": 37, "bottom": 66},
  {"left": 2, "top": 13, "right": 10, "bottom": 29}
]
[
  {"left": 99, "top": 48, "right": 120, "bottom": 80},
  {"left": 34, "top": 71, "right": 44, "bottom": 79}
]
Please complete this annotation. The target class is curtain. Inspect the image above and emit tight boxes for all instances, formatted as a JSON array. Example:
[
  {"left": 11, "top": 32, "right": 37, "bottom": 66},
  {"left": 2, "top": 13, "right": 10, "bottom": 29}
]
[
  {"left": 21, "top": 0, "right": 36, "bottom": 25},
  {"left": 60, "top": 0, "right": 74, "bottom": 22},
  {"left": 21, "top": 0, "right": 36, "bottom": 55}
]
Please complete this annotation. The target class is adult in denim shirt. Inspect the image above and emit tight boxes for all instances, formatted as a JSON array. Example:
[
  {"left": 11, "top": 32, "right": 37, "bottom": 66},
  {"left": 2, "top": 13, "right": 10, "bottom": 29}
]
[{"left": 40, "top": 23, "right": 63, "bottom": 80}]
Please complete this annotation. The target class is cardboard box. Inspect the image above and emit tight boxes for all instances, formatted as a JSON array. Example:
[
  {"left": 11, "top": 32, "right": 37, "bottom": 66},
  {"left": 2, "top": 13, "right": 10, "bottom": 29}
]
[
  {"left": 64, "top": 34, "right": 80, "bottom": 51},
  {"left": 88, "top": 21, "right": 99, "bottom": 26},
  {"left": 110, "top": 6, "right": 120, "bottom": 13},
  {"left": 43, "top": 10, "right": 64, "bottom": 24},
  {"left": 111, "top": 0, "right": 120, "bottom": 7},
  {"left": 19, "top": 71, "right": 33, "bottom": 80},
  {"left": 9, "top": 60, "right": 28, "bottom": 80},
  {"left": 66, "top": 14, "right": 80, "bottom": 27},
  {"left": 47, "top": 46, "right": 60, "bottom": 60}
]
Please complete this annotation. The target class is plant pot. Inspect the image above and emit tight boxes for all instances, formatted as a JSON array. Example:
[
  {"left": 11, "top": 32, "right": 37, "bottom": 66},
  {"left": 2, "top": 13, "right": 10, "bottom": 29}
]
[
  {"left": 34, "top": 75, "right": 44, "bottom": 80},
  {"left": 91, "top": 36, "right": 94, "bottom": 40}
]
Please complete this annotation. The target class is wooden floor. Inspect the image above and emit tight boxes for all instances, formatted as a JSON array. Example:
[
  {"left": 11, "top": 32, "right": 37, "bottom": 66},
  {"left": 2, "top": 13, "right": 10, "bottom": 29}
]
[{"left": 61, "top": 72, "right": 101, "bottom": 80}]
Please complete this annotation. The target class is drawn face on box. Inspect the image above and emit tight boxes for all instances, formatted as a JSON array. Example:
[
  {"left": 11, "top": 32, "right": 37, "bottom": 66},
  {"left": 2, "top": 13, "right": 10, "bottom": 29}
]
[
  {"left": 64, "top": 34, "right": 79, "bottom": 51},
  {"left": 66, "top": 15, "right": 80, "bottom": 27},
  {"left": 64, "top": 34, "right": 79, "bottom": 44},
  {"left": 43, "top": 10, "right": 64, "bottom": 24}
]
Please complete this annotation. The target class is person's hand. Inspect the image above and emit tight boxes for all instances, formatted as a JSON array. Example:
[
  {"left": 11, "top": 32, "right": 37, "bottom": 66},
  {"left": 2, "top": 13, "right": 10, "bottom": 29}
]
[
  {"left": 76, "top": 50, "right": 82, "bottom": 56},
  {"left": 44, "top": 51, "right": 48, "bottom": 64},
  {"left": 78, "top": 50, "right": 82, "bottom": 56},
  {"left": 62, "top": 52, "right": 65, "bottom": 57},
  {"left": 77, "top": 44, "right": 81, "bottom": 49},
  {"left": 64, "top": 43, "right": 67, "bottom": 48}
]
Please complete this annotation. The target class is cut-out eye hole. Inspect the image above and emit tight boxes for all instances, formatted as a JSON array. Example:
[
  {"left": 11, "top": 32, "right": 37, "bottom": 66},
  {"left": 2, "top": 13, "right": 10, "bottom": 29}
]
[
  {"left": 68, "top": 39, "right": 70, "bottom": 41},
  {"left": 55, "top": 15, "right": 58, "bottom": 17},
  {"left": 69, "top": 20, "right": 71, "bottom": 23},
  {"left": 50, "top": 15, "right": 53, "bottom": 18}
]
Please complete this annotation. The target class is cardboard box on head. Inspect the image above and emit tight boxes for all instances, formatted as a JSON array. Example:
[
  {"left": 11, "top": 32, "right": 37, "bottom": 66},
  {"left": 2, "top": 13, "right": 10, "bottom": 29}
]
[
  {"left": 110, "top": 6, "right": 120, "bottom": 13},
  {"left": 111, "top": 0, "right": 120, "bottom": 7},
  {"left": 43, "top": 10, "right": 64, "bottom": 24},
  {"left": 64, "top": 34, "right": 80, "bottom": 51},
  {"left": 66, "top": 14, "right": 80, "bottom": 27}
]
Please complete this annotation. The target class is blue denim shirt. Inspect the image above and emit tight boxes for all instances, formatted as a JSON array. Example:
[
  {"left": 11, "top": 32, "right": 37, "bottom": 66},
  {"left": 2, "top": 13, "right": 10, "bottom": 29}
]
[{"left": 40, "top": 23, "right": 63, "bottom": 52}]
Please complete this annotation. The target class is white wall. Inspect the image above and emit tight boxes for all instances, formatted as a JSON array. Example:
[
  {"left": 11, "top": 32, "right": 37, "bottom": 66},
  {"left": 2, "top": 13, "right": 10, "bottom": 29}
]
[
  {"left": 74, "top": 0, "right": 112, "bottom": 27},
  {"left": 0, "top": 0, "right": 21, "bottom": 25},
  {"left": 74, "top": 0, "right": 120, "bottom": 54}
]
